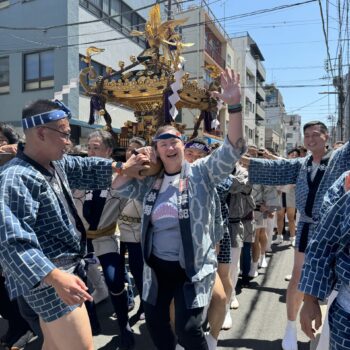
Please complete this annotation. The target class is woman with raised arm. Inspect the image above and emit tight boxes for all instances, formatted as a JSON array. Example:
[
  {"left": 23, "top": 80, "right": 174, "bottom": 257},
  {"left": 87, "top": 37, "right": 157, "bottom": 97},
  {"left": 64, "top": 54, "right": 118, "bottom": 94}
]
[{"left": 112, "top": 68, "right": 246, "bottom": 350}]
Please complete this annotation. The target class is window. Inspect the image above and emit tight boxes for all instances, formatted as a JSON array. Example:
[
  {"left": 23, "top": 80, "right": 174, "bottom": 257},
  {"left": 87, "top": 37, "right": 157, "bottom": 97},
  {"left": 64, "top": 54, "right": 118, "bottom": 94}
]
[
  {"left": 286, "top": 133, "right": 293, "bottom": 139},
  {"left": 0, "top": 56, "right": 9, "bottom": 94},
  {"left": 245, "top": 98, "right": 254, "bottom": 114},
  {"left": 80, "top": 0, "right": 146, "bottom": 48},
  {"left": 24, "top": 50, "right": 54, "bottom": 91},
  {"left": 0, "top": 1, "right": 9, "bottom": 9}
]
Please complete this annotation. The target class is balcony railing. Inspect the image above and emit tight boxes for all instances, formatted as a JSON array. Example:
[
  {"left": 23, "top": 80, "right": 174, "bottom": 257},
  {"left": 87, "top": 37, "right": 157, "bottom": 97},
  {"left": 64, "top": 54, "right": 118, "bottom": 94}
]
[
  {"left": 205, "top": 40, "right": 226, "bottom": 68},
  {"left": 256, "top": 104, "right": 265, "bottom": 121},
  {"left": 256, "top": 82, "right": 266, "bottom": 101},
  {"left": 257, "top": 60, "right": 266, "bottom": 81}
]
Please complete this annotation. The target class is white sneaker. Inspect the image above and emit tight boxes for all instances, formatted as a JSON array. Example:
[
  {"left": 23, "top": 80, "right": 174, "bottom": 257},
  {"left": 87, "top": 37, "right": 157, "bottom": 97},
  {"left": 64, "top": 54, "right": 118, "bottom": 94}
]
[
  {"left": 230, "top": 295, "right": 239, "bottom": 309},
  {"left": 281, "top": 323, "right": 298, "bottom": 350},
  {"left": 10, "top": 331, "right": 35, "bottom": 350},
  {"left": 248, "top": 270, "right": 258, "bottom": 278},
  {"left": 92, "top": 285, "right": 109, "bottom": 304},
  {"left": 248, "top": 262, "right": 258, "bottom": 278},
  {"left": 290, "top": 237, "right": 296, "bottom": 247},
  {"left": 275, "top": 235, "right": 283, "bottom": 244},
  {"left": 284, "top": 274, "right": 292, "bottom": 281},
  {"left": 260, "top": 255, "right": 268, "bottom": 268},
  {"left": 221, "top": 311, "right": 233, "bottom": 330}
]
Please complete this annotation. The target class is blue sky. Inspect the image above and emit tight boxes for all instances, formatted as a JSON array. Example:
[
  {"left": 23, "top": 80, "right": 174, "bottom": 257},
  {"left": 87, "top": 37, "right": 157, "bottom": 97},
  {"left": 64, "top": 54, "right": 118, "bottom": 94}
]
[{"left": 190, "top": 0, "right": 344, "bottom": 128}]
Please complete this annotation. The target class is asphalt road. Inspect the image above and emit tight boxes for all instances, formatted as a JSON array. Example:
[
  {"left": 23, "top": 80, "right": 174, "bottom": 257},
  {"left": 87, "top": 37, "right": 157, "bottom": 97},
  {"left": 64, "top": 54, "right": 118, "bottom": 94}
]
[{"left": 0, "top": 238, "right": 312, "bottom": 350}]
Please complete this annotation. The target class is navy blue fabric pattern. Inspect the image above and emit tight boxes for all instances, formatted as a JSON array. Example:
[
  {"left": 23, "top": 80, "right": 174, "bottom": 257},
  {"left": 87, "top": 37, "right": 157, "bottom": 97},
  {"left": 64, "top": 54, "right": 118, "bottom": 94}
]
[
  {"left": 0, "top": 154, "right": 112, "bottom": 299},
  {"left": 299, "top": 173, "right": 350, "bottom": 300}
]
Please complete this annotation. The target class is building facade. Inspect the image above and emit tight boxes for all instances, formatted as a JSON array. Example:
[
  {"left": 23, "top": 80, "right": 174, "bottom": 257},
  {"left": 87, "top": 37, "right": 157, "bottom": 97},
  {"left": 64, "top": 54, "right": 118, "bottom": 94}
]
[
  {"left": 264, "top": 84, "right": 286, "bottom": 155},
  {"left": 283, "top": 114, "right": 302, "bottom": 152},
  {"left": 230, "top": 32, "right": 266, "bottom": 148},
  {"left": 0, "top": 0, "right": 162, "bottom": 143},
  {"left": 175, "top": 1, "right": 232, "bottom": 142}
]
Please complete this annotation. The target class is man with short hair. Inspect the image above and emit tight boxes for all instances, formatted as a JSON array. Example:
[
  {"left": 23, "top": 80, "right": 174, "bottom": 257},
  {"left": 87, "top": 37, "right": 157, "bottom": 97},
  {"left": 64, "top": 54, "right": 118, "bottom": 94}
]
[
  {"left": 0, "top": 99, "right": 146, "bottom": 350},
  {"left": 243, "top": 121, "right": 350, "bottom": 350},
  {"left": 299, "top": 170, "right": 350, "bottom": 350}
]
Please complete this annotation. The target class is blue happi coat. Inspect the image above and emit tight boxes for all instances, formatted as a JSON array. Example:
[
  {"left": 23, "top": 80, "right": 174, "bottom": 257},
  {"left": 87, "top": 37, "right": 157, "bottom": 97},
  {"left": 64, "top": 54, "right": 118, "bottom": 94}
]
[
  {"left": 114, "top": 137, "right": 244, "bottom": 309},
  {"left": 299, "top": 171, "right": 350, "bottom": 300},
  {"left": 0, "top": 154, "right": 112, "bottom": 299},
  {"left": 249, "top": 142, "right": 350, "bottom": 242}
]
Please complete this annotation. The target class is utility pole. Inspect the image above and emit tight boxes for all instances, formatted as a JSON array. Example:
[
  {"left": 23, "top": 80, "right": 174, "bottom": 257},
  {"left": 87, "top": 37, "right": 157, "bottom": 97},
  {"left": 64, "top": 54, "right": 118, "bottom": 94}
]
[
  {"left": 167, "top": 0, "right": 172, "bottom": 19},
  {"left": 336, "top": 50, "right": 345, "bottom": 140}
]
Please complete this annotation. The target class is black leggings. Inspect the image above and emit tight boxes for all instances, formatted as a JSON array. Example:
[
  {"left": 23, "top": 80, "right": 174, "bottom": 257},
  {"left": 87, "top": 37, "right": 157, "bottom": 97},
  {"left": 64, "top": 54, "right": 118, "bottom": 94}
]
[
  {"left": 0, "top": 275, "right": 31, "bottom": 336},
  {"left": 144, "top": 255, "right": 208, "bottom": 350}
]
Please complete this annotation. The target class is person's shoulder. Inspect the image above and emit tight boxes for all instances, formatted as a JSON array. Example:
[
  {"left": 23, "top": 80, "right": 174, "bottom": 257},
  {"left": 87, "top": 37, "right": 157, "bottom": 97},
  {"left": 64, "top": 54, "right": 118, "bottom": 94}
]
[
  {"left": 1, "top": 157, "right": 41, "bottom": 182},
  {"left": 1, "top": 157, "right": 28, "bottom": 175},
  {"left": 333, "top": 141, "right": 350, "bottom": 157}
]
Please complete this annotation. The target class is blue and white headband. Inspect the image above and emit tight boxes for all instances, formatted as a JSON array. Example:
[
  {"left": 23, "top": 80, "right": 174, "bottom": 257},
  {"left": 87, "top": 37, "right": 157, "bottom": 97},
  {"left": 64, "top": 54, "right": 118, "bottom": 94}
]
[
  {"left": 185, "top": 140, "right": 210, "bottom": 154},
  {"left": 22, "top": 100, "right": 72, "bottom": 130},
  {"left": 153, "top": 130, "right": 182, "bottom": 142}
]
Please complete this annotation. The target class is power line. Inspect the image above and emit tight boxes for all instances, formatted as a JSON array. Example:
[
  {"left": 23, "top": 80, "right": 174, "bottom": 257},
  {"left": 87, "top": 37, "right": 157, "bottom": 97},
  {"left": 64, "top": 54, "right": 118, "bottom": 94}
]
[
  {"left": 0, "top": 0, "right": 176, "bottom": 31},
  {"left": 0, "top": 0, "right": 315, "bottom": 32},
  {"left": 287, "top": 95, "right": 328, "bottom": 113},
  {"left": 181, "top": 0, "right": 318, "bottom": 30},
  {"left": 0, "top": 0, "right": 320, "bottom": 55},
  {"left": 318, "top": 0, "right": 335, "bottom": 79}
]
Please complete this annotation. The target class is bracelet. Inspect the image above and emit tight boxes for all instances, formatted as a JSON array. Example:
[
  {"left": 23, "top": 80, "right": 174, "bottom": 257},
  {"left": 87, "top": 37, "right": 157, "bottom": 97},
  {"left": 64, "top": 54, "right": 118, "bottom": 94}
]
[
  {"left": 228, "top": 103, "right": 242, "bottom": 114},
  {"left": 112, "top": 161, "right": 124, "bottom": 175}
]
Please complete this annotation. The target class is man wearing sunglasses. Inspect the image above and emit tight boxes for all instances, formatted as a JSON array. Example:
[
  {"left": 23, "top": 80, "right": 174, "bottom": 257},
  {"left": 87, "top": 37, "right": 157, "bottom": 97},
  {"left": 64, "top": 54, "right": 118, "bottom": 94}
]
[{"left": 0, "top": 99, "right": 147, "bottom": 350}]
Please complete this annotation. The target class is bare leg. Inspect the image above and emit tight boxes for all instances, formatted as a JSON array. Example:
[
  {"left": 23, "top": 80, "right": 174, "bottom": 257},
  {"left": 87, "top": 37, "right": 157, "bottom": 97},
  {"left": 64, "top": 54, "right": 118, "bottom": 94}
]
[
  {"left": 218, "top": 263, "right": 233, "bottom": 304},
  {"left": 230, "top": 247, "right": 241, "bottom": 292},
  {"left": 207, "top": 273, "right": 226, "bottom": 340},
  {"left": 265, "top": 216, "right": 275, "bottom": 251},
  {"left": 259, "top": 228, "right": 267, "bottom": 256},
  {"left": 252, "top": 229, "right": 262, "bottom": 263},
  {"left": 218, "top": 263, "right": 233, "bottom": 330},
  {"left": 287, "top": 251, "right": 304, "bottom": 320},
  {"left": 250, "top": 228, "right": 264, "bottom": 277},
  {"left": 39, "top": 304, "right": 93, "bottom": 350},
  {"left": 286, "top": 208, "right": 296, "bottom": 241},
  {"left": 40, "top": 320, "right": 58, "bottom": 350},
  {"left": 229, "top": 247, "right": 241, "bottom": 309},
  {"left": 259, "top": 228, "right": 268, "bottom": 268},
  {"left": 282, "top": 251, "right": 305, "bottom": 350}
]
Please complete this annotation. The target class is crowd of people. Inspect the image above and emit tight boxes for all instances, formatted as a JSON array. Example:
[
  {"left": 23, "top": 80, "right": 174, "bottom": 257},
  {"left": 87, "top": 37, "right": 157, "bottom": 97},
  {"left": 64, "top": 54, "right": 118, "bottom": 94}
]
[{"left": 0, "top": 68, "right": 349, "bottom": 350}]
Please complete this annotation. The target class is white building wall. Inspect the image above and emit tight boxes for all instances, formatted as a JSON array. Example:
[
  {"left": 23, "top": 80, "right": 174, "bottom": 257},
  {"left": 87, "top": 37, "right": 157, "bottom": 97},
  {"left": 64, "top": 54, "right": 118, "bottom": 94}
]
[{"left": 77, "top": 6, "right": 149, "bottom": 128}]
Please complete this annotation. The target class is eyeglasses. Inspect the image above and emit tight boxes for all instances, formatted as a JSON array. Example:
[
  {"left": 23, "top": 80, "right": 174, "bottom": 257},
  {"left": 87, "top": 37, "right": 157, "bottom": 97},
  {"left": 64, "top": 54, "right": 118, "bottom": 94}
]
[{"left": 41, "top": 126, "right": 71, "bottom": 141}]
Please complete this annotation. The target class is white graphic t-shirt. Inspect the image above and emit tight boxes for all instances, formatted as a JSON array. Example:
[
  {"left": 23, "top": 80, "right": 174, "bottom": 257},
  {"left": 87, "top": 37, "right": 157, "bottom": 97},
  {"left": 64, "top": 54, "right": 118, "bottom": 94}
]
[{"left": 151, "top": 173, "right": 182, "bottom": 261}]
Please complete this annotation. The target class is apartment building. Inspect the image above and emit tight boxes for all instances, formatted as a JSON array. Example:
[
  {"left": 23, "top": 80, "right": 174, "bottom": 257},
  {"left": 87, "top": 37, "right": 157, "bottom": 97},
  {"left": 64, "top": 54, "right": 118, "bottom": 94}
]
[
  {"left": 284, "top": 114, "right": 302, "bottom": 151},
  {"left": 264, "top": 84, "right": 286, "bottom": 155},
  {"left": 230, "top": 32, "right": 266, "bottom": 148},
  {"left": 175, "top": 0, "right": 233, "bottom": 142},
  {"left": 0, "top": 0, "right": 163, "bottom": 143}
]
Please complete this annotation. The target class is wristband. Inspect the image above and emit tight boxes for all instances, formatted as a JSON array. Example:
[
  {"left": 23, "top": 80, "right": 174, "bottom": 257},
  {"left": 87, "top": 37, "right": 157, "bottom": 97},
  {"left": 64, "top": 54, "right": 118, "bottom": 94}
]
[
  {"left": 228, "top": 103, "right": 242, "bottom": 114},
  {"left": 113, "top": 161, "right": 124, "bottom": 175}
]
